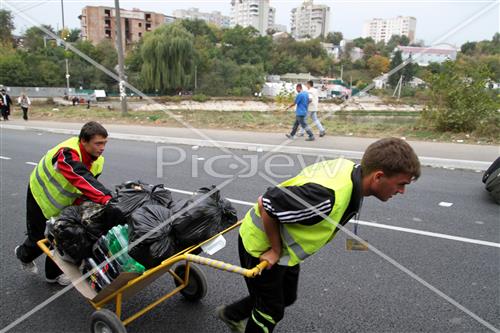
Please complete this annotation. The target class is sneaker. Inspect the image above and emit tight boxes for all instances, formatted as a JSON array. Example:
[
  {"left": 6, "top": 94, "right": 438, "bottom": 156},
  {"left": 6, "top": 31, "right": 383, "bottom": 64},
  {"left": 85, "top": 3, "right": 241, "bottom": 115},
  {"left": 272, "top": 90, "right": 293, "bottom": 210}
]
[
  {"left": 305, "top": 136, "right": 315, "bottom": 141},
  {"left": 296, "top": 133, "right": 304, "bottom": 137},
  {"left": 319, "top": 130, "right": 326, "bottom": 137},
  {"left": 46, "top": 274, "right": 72, "bottom": 286},
  {"left": 15, "top": 246, "right": 39, "bottom": 275},
  {"left": 285, "top": 134, "right": 295, "bottom": 139},
  {"left": 216, "top": 306, "right": 245, "bottom": 333}
]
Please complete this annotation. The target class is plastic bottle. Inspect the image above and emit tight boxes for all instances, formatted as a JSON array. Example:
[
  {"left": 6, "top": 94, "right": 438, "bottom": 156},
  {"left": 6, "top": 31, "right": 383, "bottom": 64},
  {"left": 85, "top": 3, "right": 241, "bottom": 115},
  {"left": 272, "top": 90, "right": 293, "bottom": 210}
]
[{"left": 105, "top": 225, "right": 145, "bottom": 274}]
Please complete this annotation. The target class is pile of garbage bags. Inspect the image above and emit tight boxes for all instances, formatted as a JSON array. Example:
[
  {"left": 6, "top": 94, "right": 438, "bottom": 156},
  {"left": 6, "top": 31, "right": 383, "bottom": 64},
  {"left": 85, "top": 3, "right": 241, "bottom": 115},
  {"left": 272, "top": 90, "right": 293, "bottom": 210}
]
[{"left": 46, "top": 181, "right": 238, "bottom": 291}]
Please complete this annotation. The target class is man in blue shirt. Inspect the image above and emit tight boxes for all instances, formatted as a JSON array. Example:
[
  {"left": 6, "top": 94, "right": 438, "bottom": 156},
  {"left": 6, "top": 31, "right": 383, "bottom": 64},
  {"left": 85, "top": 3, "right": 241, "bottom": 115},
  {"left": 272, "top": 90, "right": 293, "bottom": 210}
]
[{"left": 285, "top": 84, "right": 315, "bottom": 141}]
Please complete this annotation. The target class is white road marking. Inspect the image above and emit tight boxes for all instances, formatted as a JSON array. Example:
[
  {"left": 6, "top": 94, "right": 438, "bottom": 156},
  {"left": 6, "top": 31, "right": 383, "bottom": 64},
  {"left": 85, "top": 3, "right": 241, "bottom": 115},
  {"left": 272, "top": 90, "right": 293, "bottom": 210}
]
[
  {"left": 25, "top": 162, "right": 37, "bottom": 166},
  {"left": 0, "top": 156, "right": 11, "bottom": 160},
  {"left": 439, "top": 202, "right": 454, "bottom": 207},
  {"left": 166, "top": 187, "right": 500, "bottom": 249}
]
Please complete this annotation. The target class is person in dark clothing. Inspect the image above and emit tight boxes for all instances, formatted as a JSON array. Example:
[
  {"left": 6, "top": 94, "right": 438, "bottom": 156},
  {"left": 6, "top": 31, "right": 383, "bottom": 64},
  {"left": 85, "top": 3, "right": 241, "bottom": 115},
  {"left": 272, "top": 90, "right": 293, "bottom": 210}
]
[
  {"left": 217, "top": 138, "right": 421, "bottom": 332},
  {"left": 1, "top": 89, "right": 13, "bottom": 120},
  {"left": 15, "top": 121, "right": 113, "bottom": 285}
]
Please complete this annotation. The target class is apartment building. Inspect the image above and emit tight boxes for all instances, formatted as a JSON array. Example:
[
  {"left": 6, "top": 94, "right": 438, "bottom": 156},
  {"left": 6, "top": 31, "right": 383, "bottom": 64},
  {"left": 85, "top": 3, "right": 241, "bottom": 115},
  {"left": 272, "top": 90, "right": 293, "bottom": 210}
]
[
  {"left": 172, "top": 8, "right": 231, "bottom": 28},
  {"left": 230, "top": 0, "right": 275, "bottom": 36},
  {"left": 290, "top": 0, "right": 330, "bottom": 39},
  {"left": 363, "top": 16, "right": 416, "bottom": 44},
  {"left": 80, "top": 6, "right": 170, "bottom": 47}
]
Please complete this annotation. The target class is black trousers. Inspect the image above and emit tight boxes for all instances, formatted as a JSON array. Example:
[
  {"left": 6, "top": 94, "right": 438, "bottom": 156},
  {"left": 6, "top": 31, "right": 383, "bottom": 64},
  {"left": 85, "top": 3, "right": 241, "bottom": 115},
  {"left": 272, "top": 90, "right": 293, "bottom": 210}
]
[
  {"left": 290, "top": 115, "right": 313, "bottom": 138},
  {"left": 1, "top": 106, "right": 9, "bottom": 120},
  {"left": 224, "top": 237, "right": 300, "bottom": 333},
  {"left": 16, "top": 186, "right": 63, "bottom": 279},
  {"left": 21, "top": 107, "right": 28, "bottom": 120}
]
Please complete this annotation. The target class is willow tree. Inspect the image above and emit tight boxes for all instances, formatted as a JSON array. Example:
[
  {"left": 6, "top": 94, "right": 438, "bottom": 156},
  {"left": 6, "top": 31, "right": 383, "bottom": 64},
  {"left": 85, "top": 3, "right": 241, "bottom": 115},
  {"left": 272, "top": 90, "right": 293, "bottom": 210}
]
[{"left": 141, "top": 23, "right": 195, "bottom": 93}]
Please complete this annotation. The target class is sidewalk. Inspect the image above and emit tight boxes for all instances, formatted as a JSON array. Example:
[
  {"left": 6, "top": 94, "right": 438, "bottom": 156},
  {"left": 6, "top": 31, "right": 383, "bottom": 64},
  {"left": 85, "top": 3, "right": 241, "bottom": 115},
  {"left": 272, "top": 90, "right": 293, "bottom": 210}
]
[{"left": 1, "top": 119, "right": 498, "bottom": 170}]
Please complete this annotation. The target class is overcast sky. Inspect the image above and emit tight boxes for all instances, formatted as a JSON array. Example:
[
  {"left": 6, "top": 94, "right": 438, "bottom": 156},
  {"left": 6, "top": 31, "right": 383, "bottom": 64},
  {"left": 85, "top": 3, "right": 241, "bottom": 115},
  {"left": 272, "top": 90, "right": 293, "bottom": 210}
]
[{"left": 6, "top": 0, "right": 499, "bottom": 46}]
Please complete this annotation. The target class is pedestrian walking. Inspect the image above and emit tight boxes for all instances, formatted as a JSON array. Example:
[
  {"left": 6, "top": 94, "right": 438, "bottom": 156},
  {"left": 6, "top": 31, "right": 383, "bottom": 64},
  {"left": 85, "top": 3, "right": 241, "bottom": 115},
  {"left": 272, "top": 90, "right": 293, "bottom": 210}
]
[
  {"left": 217, "top": 137, "right": 421, "bottom": 332},
  {"left": 1, "top": 88, "right": 13, "bottom": 121},
  {"left": 298, "top": 80, "right": 326, "bottom": 137},
  {"left": 18, "top": 93, "right": 31, "bottom": 121},
  {"left": 285, "top": 84, "right": 315, "bottom": 141}
]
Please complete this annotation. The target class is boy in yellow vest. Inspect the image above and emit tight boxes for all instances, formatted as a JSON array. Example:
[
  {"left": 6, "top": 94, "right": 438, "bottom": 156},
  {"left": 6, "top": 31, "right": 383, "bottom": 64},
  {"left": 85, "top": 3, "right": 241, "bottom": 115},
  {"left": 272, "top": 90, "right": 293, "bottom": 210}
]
[
  {"left": 15, "top": 121, "right": 113, "bottom": 285},
  {"left": 217, "top": 137, "right": 421, "bottom": 332}
]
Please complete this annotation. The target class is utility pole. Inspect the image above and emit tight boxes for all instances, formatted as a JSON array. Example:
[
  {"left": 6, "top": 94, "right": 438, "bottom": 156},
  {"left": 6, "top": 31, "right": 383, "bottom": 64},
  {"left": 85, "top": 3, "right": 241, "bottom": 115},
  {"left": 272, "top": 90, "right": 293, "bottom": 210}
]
[
  {"left": 114, "top": 0, "right": 127, "bottom": 115},
  {"left": 61, "top": 0, "right": 70, "bottom": 98},
  {"left": 340, "top": 64, "right": 343, "bottom": 81}
]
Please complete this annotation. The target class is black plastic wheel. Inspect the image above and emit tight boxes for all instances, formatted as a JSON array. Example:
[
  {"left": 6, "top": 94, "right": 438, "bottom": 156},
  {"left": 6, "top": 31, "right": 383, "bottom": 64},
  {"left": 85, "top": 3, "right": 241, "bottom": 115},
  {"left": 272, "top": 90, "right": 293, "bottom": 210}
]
[
  {"left": 90, "top": 309, "right": 127, "bottom": 333},
  {"left": 173, "top": 263, "right": 208, "bottom": 301}
]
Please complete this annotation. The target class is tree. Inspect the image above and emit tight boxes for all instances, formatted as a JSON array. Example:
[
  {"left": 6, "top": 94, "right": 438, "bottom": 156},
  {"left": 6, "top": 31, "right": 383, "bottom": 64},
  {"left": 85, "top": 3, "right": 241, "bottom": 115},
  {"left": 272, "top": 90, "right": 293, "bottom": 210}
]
[
  {"left": 367, "top": 55, "right": 390, "bottom": 77},
  {"left": 0, "top": 10, "right": 14, "bottom": 45},
  {"left": 23, "top": 25, "right": 56, "bottom": 52},
  {"left": 326, "top": 31, "right": 343, "bottom": 45},
  {"left": 388, "top": 50, "right": 403, "bottom": 86},
  {"left": 67, "top": 28, "right": 81, "bottom": 42},
  {"left": 422, "top": 61, "right": 498, "bottom": 134},
  {"left": 362, "top": 42, "right": 377, "bottom": 61},
  {"left": 140, "top": 23, "right": 195, "bottom": 93},
  {"left": 353, "top": 37, "right": 374, "bottom": 49},
  {"left": 460, "top": 41, "right": 477, "bottom": 55},
  {"left": 386, "top": 35, "right": 410, "bottom": 53}
]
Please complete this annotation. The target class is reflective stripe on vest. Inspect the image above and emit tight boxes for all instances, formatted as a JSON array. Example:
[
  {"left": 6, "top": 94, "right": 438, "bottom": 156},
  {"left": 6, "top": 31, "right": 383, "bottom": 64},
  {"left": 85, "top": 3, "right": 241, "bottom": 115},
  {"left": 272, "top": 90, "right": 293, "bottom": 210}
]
[
  {"left": 240, "top": 159, "right": 355, "bottom": 266},
  {"left": 29, "top": 137, "right": 104, "bottom": 218}
]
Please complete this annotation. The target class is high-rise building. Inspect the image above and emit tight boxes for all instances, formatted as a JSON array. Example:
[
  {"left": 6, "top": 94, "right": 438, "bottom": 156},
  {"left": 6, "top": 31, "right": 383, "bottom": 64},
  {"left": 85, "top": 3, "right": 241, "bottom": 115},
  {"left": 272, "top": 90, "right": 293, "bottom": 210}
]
[
  {"left": 79, "top": 6, "right": 171, "bottom": 47},
  {"left": 363, "top": 16, "right": 416, "bottom": 44},
  {"left": 172, "top": 8, "right": 231, "bottom": 28},
  {"left": 230, "top": 0, "right": 276, "bottom": 36},
  {"left": 290, "top": 0, "right": 330, "bottom": 40}
]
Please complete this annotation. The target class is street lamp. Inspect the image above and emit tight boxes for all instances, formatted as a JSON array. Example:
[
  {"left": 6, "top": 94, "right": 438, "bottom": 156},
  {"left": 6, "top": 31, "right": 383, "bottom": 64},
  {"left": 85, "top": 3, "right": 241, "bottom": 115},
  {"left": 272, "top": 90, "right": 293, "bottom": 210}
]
[{"left": 61, "top": 0, "right": 70, "bottom": 98}]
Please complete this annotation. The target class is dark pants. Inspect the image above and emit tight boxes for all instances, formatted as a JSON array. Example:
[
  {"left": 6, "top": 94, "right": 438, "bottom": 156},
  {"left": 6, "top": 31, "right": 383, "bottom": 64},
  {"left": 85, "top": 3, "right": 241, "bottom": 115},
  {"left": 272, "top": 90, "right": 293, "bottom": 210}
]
[
  {"left": 21, "top": 107, "right": 28, "bottom": 120},
  {"left": 290, "top": 115, "right": 313, "bottom": 138},
  {"left": 16, "top": 186, "right": 63, "bottom": 279},
  {"left": 1, "top": 106, "right": 9, "bottom": 120},
  {"left": 224, "top": 237, "right": 300, "bottom": 333}
]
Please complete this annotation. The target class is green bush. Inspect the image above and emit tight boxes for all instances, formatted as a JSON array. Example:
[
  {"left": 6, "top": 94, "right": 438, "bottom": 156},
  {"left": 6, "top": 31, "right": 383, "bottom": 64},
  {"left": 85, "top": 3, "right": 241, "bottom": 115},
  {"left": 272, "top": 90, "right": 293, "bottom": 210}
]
[
  {"left": 422, "top": 62, "right": 499, "bottom": 132},
  {"left": 192, "top": 94, "right": 209, "bottom": 102}
]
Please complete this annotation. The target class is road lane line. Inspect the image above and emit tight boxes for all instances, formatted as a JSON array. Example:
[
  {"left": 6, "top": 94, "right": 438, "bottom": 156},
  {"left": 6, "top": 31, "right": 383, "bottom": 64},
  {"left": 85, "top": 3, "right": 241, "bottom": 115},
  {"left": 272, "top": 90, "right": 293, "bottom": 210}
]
[
  {"left": 25, "top": 162, "right": 37, "bottom": 166},
  {"left": 166, "top": 187, "right": 500, "bottom": 249},
  {"left": 0, "top": 156, "right": 12, "bottom": 160}
]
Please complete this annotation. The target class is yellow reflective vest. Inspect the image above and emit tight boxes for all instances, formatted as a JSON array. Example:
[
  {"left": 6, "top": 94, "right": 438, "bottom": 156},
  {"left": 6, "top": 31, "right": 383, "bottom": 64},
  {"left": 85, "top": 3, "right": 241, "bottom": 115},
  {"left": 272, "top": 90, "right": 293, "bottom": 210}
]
[
  {"left": 239, "top": 159, "right": 358, "bottom": 266},
  {"left": 29, "top": 137, "right": 104, "bottom": 218}
]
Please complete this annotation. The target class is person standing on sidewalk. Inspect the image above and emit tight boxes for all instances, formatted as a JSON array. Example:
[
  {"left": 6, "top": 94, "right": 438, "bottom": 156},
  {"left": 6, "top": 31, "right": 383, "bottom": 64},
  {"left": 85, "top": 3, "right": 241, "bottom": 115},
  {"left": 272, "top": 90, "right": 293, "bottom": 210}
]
[
  {"left": 15, "top": 121, "right": 113, "bottom": 286},
  {"left": 285, "top": 84, "right": 315, "bottom": 141},
  {"left": 17, "top": 92, "right": 31, "bottom": 121},
  {"left": 298, "top": 80, "right": 326, "bottom": 137},
  {"left": 1, "top": 88, "right": 13, "bottom": 121},
  {"left": 217, "top": 137, "right": 421, "bottom": 333}
]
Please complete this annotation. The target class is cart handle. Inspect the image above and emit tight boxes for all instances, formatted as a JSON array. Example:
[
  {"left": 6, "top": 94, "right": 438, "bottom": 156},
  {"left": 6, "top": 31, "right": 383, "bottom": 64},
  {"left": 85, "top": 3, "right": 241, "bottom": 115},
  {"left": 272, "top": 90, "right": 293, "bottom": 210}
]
[{"left": 185, "top": 254, "right": 268, "bottom": 278}]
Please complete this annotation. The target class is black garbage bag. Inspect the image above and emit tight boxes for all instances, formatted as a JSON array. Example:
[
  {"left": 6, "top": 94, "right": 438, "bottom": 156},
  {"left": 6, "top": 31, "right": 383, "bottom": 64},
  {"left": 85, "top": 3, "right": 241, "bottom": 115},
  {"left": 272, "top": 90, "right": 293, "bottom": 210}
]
[
  {"left": 51, "top": 202, "right": 125, "bottom": 264},
  {"left": 52, "top": 206, "right": 95, "bottom": 264},
  {"left": 170, "top": 186, "right": 238, "bottom": 248},
  {"left": 111, "top": 181, "right": 173, "bottom": 218},
  {"left": 128, "top": 205, "right": 177, "bottom": 269}
]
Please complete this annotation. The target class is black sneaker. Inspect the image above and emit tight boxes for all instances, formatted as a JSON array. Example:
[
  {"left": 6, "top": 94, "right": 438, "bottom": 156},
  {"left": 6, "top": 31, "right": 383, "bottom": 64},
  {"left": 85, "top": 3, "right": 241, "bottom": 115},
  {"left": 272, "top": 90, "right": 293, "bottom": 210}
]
[
  {"left": 285, "top": 134, "right": 295, "bottom": 139},
  {"left": 319, "top": 130, "right": 326, "bottom": 137},
  {"left": 305, "top": 136, "right": 315, "bottom": 141},
  {"left": 216, "top": 306, "right": 245, "bottom": 333}
]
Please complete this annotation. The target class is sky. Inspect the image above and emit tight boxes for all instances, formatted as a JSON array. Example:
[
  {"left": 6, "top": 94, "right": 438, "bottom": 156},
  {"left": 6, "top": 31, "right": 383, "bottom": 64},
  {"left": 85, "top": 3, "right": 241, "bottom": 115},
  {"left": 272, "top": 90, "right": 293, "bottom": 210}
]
[{"left": 5, "top": 0, "right": 499, "bottom": 47}]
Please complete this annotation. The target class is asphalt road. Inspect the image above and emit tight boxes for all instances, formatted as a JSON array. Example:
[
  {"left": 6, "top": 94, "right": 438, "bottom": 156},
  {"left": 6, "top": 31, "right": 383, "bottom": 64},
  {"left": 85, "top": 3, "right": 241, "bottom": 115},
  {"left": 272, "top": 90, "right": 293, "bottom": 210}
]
[{"left": 1, "top": 128, "right": 499, "bottom": 333}]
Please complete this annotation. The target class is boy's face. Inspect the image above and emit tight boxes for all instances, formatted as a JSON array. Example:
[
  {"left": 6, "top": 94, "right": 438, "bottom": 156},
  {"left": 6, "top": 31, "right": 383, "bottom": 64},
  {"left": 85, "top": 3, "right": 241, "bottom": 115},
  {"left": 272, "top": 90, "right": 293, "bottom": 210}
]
[
  {"left": 81, "top": 135, "right": 107, "bottom": 158},
  {"left": 371, "top": 172, "right": 413, "bottom": 202}
]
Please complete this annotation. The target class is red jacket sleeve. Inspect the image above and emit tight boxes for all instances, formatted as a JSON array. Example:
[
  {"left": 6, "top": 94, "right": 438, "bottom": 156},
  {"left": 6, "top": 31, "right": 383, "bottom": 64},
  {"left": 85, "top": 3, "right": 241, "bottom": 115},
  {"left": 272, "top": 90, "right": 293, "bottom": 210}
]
[{"left": 54, "top": 148, "right": 112, "bottom": 205}]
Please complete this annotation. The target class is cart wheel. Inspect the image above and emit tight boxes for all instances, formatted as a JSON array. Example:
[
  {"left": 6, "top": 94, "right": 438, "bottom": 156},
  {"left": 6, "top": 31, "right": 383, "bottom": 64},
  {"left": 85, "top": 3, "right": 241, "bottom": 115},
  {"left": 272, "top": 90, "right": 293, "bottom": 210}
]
[
  {"left": 173, "top": 264, "right": 208, "bottom": 301},
  {"left": 90, "top": 309, "right": 127, "bottom": 333}
]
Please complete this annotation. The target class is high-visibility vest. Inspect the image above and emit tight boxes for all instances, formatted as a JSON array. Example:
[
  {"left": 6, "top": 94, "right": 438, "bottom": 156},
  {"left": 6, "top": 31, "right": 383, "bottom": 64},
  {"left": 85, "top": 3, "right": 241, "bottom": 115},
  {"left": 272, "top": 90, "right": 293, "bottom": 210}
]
[
  {"left": 239, "top": 159, "right": 355, "bottom": 266},
  {"left": 29, "top": 137, "right": 104, "bottom": 218}
]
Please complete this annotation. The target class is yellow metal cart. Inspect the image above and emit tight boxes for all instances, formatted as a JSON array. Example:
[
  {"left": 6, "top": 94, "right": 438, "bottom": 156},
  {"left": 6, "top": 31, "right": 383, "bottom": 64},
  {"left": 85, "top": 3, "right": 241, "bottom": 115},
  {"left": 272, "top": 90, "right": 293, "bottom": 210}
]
[{"left": 38, "top": 221, "right": 267, "bottom": 333}]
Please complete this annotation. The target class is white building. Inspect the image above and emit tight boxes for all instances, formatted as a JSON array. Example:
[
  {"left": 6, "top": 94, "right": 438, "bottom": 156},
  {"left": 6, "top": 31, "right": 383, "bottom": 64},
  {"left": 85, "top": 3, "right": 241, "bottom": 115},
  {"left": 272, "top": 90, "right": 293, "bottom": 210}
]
[
  {"left": 394, "top": 44, "right": 457, "bottom": 66},
  {"left": 291, "top": 0, "right": 330, "bottom": 40},
  {"left": 363, "top": 16, "right": 416, "bottom": 44},
  {"left": 172, "top": 8, "right": 231, "bottom": 28},
  {"left": 230, "top": 0, "right": 275, "bottom": 36}
]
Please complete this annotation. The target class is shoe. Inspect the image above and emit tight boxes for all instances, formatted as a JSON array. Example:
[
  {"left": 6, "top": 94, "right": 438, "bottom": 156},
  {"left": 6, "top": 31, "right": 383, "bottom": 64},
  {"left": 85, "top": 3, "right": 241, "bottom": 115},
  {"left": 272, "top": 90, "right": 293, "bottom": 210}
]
[
  {"left": 216, "top": 306, "right": 245, "bottom": 333},
  {"left": 305, "top": 136, "right": 315, "bottom": 141},
  {"left": 46, "top": 274, "right": 72, "bottom": 286},
  {"left": 319, "top": 131, "right": 326, "bottom": 137},
  {"left": 285, "top": 134, "right": 295, "bottom": 139},
  {"left": 296, "top": 133, "right": 304, "bottom": 137},
  {"left": 15, "top": 246, "right": 39, "bottom": 275}
]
